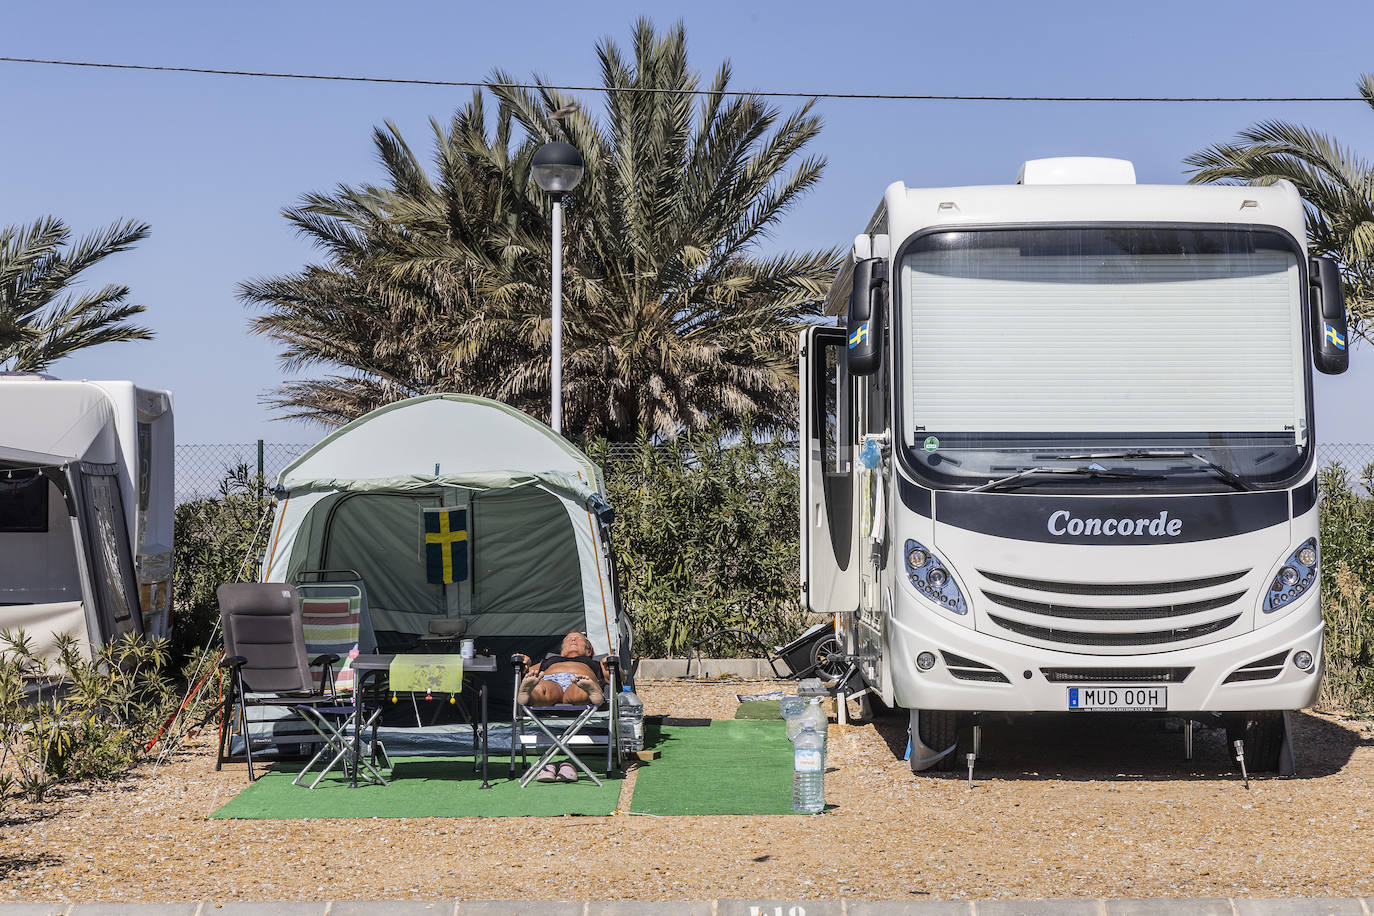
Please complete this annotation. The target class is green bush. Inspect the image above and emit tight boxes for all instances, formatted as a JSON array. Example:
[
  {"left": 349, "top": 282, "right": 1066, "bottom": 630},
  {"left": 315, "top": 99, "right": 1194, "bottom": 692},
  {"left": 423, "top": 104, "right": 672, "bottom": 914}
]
[
  {"left": 0, "top": 630, "right": 215, "bottom": 808},
  {"left": 590, "top": 426, "right": 807, "bottom": 657},
  {"left": 1317, "top": 463, "right": 1374, "bottom": 713},
  {"left": 171, "top": 464, "right": 273, "bottom": 664}
]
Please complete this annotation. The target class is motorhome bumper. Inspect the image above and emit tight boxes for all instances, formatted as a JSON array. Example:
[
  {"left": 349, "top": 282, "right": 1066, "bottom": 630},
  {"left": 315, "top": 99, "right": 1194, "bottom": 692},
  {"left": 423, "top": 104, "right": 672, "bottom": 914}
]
[{"left": 888, "top": 592, "right": 1324, "bottom": 713}]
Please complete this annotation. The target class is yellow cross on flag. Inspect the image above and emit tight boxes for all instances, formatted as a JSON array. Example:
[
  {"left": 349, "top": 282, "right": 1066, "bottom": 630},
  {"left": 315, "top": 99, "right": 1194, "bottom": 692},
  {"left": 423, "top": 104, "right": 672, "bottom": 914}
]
[{"left": 422, "top": 507, "right": 468, "bottom": 585}]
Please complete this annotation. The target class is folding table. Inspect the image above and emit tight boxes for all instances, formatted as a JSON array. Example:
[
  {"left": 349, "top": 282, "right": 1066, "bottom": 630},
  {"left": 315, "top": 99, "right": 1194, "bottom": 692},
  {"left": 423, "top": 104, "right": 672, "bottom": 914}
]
[{"left": 350, "top": 653, "right": 498, "bottom": 789}]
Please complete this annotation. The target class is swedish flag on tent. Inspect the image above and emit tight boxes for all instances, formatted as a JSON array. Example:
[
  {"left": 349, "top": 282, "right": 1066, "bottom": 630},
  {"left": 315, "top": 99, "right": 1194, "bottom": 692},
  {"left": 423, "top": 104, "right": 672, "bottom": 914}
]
[{"left": 420, "top": 506, "right": 468, "bottom": 585}]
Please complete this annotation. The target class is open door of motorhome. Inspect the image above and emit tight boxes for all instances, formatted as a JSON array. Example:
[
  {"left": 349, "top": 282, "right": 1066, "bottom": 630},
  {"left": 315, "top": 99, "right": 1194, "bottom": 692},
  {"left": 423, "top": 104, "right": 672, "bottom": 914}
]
[{"left": 799, "top": 325, "right": 858, "bottom": 615}]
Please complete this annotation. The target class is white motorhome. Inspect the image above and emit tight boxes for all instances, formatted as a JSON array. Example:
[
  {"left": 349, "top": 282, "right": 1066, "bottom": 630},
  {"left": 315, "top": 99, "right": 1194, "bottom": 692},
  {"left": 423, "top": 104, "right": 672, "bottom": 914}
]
[
  {"left": 0, "top": 375, "right": 174, "bottom": 666},
  {"left": 800, "top": 158, "right": 1350, "bottom": 772}
]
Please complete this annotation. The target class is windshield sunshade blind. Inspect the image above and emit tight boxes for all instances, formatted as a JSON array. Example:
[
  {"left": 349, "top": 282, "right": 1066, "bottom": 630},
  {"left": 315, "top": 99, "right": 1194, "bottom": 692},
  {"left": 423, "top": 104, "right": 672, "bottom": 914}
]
[{"left": 901, "top": 244, "right": 1304, "bottom": 439}]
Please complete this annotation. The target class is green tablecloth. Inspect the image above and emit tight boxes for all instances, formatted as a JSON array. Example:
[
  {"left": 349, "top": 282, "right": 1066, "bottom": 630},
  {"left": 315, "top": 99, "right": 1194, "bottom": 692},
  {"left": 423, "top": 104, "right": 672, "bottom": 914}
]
[{"left": 388, "top": 653, "right": 463, "bottom": 694}]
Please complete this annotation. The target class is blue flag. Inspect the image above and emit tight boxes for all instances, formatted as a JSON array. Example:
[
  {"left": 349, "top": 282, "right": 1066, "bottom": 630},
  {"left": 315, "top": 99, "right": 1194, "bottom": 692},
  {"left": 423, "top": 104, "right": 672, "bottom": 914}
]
[{"left": 421, "top": 507, "right": 468, "bottom": 585}]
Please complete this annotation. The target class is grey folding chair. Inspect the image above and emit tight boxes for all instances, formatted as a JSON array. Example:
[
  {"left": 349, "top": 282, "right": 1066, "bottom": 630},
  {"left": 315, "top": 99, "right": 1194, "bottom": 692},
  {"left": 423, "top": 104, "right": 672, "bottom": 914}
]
[{"left": 215, "top": 582, "right": 346, "bottom": 780}]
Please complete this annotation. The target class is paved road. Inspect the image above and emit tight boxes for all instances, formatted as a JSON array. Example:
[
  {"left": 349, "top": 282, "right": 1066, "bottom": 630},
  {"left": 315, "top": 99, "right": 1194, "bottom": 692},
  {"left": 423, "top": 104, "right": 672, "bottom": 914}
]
[{"left": 0, "top": 899, "right": 1369, "bottom": 915}]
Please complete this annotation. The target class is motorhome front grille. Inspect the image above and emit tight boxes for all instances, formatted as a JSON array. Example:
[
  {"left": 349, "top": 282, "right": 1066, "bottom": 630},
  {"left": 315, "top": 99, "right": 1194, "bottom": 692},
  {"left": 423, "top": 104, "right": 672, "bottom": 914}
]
[
  {"left": 1040, "top": 667, "right": 1193, "bottom": 683},
  {"left": 1222, "top": 651, "right": 1290, "bottom": 684},
  {"left": 981, "top": 590, "right": 1245, "bottom": 621},
  {"left": 941, "top": 651, "right": 1010, "bottom": 684},
  {"left": 977, "top": 570, "right": 1249, "bottom": 597},
  {"left": 987, "top": 614, "right": 1240, "bottom": 647}
]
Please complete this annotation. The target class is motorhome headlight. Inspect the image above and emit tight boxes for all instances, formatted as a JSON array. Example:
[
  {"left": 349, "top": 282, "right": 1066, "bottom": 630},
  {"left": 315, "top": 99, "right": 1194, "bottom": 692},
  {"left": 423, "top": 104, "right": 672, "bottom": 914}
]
[
  {"left": 1264, "top": 538, "right": 1318, "bottom": 613},
  {"left": 903, "top": 539, "right": 967, "bottom": 615}
]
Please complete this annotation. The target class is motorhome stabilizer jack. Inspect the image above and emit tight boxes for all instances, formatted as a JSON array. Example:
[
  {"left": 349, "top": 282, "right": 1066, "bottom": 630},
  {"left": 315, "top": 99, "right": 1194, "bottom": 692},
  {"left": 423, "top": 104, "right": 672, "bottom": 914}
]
[{"left": 1234, "top": 739, "right": 1250, "bottom": 789}]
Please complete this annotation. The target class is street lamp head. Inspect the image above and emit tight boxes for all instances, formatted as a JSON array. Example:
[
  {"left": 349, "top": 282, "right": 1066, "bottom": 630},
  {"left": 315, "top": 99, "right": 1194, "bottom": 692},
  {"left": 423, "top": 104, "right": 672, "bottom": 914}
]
[{"left": 532, "top": 141, "right": 584, "bottom": 195}]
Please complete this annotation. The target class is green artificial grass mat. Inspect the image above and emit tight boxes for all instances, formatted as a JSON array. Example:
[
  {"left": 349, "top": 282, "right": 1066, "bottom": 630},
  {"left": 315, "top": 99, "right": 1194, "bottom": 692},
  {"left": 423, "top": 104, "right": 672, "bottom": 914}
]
[
  {"left": 211, "top": 756, "right": 622, "bottom": 819},
  {"left": 630, "top": 719, "right": 798, "bottom": 815},
  {"left": 734, "top": 700, "right": 783, "bottom": 720}
]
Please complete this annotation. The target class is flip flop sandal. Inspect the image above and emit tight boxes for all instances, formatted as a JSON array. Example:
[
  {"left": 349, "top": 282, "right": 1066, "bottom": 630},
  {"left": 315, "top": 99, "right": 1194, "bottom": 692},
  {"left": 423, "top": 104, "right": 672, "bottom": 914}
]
[
  {"left": 557, "top": 762, "right": 578, "bottom": 783},
  {"left": 535, "top": 763, "right": 559, "bottom": 783}
]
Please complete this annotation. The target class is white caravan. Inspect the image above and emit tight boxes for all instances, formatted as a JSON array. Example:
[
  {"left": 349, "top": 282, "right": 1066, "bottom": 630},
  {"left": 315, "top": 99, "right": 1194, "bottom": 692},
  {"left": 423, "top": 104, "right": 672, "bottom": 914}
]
[
  {"left": 800, "top": 158, "right": 1350, "bottom": 772},
  {"left": 0, "top": 375, "right": 174, "bottom": 666}
]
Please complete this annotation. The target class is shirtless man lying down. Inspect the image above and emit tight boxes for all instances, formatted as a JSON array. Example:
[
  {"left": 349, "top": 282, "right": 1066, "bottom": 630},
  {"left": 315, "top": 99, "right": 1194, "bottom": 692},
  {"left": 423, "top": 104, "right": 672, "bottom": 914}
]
[{"left": 514, "top": 631, "right": 609, "bottom": 707}]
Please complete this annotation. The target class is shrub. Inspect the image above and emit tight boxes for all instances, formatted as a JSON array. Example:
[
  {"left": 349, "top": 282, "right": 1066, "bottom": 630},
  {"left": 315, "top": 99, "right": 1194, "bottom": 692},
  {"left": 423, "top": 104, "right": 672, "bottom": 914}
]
[
  {"left": 0, "top": 629, "right": 215, "bottom": 808},
  {"left": 590, "top": 425, "right": 807, "bottom": 657},
  {"left": 170, "top": 464, "right": 273, "bottom": 664},
  {"left": 1318, "top": 463, "right": 1374, "bottom": 713}
]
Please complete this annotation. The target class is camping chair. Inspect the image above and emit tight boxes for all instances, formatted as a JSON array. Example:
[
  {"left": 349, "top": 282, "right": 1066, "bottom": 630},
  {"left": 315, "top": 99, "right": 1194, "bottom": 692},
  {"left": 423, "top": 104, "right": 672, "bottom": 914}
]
[
  {"left": 295, "top": 569, "right": 379, "bottom": 693},
  {"left": 510, "top": 654, "right": 622, "bottom": 787},
  {"left": 216, "top": 582, "right": 349, "bottom": 781}
]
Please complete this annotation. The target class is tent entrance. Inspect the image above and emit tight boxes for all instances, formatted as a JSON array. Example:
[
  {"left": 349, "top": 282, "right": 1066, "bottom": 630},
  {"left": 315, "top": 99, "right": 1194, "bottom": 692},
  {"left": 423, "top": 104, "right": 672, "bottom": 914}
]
[{"left": 303, "top": 485, "right": 585, "bottom": 652}]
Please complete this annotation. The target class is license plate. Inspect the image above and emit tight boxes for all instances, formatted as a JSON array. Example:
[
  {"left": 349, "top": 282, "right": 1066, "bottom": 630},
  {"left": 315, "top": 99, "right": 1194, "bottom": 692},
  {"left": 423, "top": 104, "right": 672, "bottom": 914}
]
[{"left": 1067, "top": 686, "right": 1167, "bottom": 711}]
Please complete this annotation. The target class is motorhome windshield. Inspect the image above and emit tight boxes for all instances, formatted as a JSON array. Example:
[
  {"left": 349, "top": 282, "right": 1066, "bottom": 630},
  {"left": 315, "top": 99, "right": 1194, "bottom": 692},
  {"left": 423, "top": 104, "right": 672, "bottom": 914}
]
[{"left": 897, "top": 226, "right": 1310, "bottom": 492}]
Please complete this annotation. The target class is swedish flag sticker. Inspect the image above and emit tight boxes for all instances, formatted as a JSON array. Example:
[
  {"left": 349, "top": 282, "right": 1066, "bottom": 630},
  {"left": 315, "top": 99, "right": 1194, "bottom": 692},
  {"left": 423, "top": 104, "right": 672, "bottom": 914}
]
[
  {"left": 1325, "top": 323, "right": 1347, "bottom": 350},
  {"left": 422, "top": 507, "right": 468, "bottom": 585},
  {"left": 848, "top": 322, "right": 869, "bottom": 350}
]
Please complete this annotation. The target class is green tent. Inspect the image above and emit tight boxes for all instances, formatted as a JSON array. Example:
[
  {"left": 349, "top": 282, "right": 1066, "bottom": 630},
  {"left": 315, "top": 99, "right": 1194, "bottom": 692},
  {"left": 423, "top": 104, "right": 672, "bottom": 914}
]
[{"left": 262, "top": 395, "right": 626, "bottom": 660}]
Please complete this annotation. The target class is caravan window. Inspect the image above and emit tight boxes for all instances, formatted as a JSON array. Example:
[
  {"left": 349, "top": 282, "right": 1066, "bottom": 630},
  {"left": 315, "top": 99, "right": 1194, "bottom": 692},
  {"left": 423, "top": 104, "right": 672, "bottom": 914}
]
[
  {"left": 0, "top": 470, "right": 49, "bottom": 533},
  {"left": 81, "top": 473, "right": 136, "bottom": 625}
]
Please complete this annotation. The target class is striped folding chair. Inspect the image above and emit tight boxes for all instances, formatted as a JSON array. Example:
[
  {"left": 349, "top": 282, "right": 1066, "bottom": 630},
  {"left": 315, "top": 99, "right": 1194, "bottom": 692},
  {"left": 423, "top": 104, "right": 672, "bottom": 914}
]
[{"left": 295, "top": 569, "right": 378, "bottom": 694}]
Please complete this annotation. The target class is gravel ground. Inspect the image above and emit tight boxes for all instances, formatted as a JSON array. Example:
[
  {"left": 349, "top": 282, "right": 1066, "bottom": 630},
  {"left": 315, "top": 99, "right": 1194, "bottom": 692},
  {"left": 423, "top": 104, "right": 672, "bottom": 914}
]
[{"left": 2, "top": 676, "right": 1373, "bottom": 903}]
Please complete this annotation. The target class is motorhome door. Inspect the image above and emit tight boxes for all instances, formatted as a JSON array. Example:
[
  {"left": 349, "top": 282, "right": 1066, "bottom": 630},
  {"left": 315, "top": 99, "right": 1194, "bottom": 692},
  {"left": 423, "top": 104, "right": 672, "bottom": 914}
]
[{"left": 799, "top": 325, "right": 858, "bottom": 615}]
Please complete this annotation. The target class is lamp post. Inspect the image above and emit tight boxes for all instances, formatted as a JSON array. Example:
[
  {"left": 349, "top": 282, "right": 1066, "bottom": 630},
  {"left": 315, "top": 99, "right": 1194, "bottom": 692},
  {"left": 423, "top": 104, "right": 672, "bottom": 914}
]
[{"left": 531, "top": 140, "right": 584, "bottom": 434}]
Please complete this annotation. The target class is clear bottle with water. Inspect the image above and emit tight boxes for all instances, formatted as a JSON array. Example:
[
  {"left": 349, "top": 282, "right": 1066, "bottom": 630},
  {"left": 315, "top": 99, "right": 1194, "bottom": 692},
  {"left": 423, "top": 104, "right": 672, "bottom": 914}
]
[
  {"left": 618, "top": 689, "right": 644, "bottom": 752},
  {"left": 792, "top": 722, "right": 825, "bottom": 813},
  {"left": 780, "top": 695, "right": 807, "bottom": 740},
  {"left": 798, "top": 697, "right": 828, "bottom": 761}
]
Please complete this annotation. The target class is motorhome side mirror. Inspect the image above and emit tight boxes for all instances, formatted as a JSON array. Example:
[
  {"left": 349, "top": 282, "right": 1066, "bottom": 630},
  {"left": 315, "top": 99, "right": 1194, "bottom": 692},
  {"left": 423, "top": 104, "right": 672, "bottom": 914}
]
[
  {"left": 1310, "top": 257, "right": 1349, "bottom": 375},
  {"left": 846, "top": 257, "right": 886, "bottom": 377}
]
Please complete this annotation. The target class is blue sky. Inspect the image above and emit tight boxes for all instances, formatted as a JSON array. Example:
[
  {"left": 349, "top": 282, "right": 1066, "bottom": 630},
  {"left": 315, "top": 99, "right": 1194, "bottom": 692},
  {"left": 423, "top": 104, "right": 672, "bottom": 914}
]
[{"left": 3, "top": 0, "right": 1373, "bottom": 445}]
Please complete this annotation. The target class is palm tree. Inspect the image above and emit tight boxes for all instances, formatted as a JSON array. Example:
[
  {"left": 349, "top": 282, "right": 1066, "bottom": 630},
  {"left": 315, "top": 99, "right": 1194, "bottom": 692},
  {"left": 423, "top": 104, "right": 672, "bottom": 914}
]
[
  {"left": 241, "top": 96, "right": 544, "bottom": 426},
  {"left": 1184, "top": 74, "right": 1374, "bottom": 341},
  {"left": 0, "top": 217, "right": 153, "bottom": 373},
  {"left": 244, "top": 18, "right": 840, "bottom": 440}
]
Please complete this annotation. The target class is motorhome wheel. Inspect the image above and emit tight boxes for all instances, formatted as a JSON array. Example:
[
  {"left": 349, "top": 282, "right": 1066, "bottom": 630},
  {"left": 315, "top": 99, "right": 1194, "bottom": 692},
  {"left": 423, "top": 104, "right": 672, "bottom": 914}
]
[
  {"left": 909, "top": 709, "right": 962, "bottom": 773},
  {"left": 1225, "top": 711, "right": 1284, "bottom": 773}
]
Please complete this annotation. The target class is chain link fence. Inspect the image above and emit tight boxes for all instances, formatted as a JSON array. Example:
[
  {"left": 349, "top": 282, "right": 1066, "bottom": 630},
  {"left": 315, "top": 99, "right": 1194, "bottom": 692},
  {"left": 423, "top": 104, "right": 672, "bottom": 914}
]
[
  {"left": 175, "top": 440, "right": 1374, "bottom": 504},
  {"left": 1316, "top": 443, "right": 1374, "bottom": 475},
  {"left": 174, "top": 442, "right": 312, "bottom": 502}
]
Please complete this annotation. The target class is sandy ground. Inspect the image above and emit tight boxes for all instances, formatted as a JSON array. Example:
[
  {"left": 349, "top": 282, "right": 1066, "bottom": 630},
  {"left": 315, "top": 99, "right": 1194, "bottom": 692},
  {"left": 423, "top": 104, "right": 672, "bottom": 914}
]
[{"left": 3, "top": 676, "right": 1374, "bottom": 903}]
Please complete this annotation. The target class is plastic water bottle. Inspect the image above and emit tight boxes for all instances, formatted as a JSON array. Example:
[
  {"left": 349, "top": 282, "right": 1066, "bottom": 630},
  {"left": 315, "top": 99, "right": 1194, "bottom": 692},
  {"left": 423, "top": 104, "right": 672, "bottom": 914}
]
[
  {"left": 792, "top": 722, "right": 825, "bottom": 813},
  {"left": 798, "top": 697, "right": 828, "bottom": 760},
  {"left": 780, "top": 695, "right": 807, "bottom": 739},
  {"left": 618, "top": 689, "right": 644, "bottom": 752}
]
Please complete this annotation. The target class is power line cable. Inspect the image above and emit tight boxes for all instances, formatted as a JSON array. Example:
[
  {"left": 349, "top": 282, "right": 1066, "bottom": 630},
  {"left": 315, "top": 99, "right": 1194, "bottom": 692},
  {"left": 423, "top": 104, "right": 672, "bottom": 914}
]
[{"left": 0, "top": 55, "right": 1364, "bottom": 103}]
